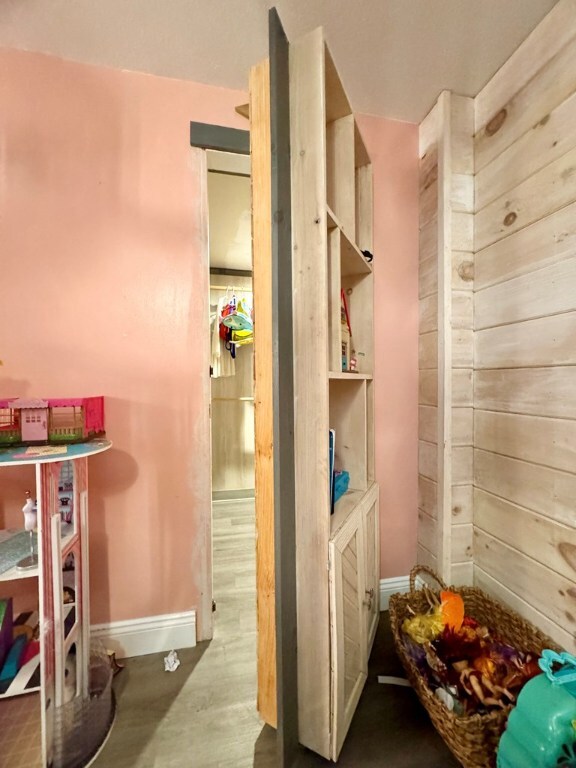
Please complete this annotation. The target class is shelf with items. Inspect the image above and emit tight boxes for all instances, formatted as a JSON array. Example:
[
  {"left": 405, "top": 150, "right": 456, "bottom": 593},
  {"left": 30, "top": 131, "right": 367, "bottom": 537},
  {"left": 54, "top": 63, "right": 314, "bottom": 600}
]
[
  {"left": 329, "top": 378, "right": 367, "bottom": 496},
  {"left": 0, "top": 439, "right": 113, "bottom": 767},
  {"left": 327, "top": 206, "right": 373, "bottom": 378},
  {"left": 0, "top": 609, "right": 41, "bottom": 698}
]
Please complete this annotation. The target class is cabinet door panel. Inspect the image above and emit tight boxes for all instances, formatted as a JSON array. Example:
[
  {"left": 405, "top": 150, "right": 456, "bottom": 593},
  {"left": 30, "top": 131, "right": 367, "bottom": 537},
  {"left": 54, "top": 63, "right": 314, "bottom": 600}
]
[
  {"left": 363, "top": 492, "right": 380, "bottom": 651},
  {"left": 329, "top": 510, "right": 367, "bottom": 760}
]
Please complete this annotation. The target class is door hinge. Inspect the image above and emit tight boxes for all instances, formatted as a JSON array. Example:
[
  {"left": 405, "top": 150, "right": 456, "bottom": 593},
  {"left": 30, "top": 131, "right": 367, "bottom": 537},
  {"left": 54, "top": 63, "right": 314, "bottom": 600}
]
[
  {"left": 209, "top": 365, "right": 214, "bottom": 377},
  {"left": 212, "top": 599, "right": 217, "bottom": 613}
]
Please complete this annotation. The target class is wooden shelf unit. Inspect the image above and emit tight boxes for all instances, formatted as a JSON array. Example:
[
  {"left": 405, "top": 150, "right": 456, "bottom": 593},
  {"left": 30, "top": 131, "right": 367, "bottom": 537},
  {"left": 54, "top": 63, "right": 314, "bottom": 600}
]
[{"left": 289, "top": 26, "right": 378, "bottom": 761}]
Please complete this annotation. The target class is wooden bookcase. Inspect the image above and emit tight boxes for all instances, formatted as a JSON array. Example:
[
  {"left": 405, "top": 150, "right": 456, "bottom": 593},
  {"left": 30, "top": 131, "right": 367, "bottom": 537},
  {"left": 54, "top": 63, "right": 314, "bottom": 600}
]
[{"left": 289, "top": 27, "right": 378, "bottom": 760}]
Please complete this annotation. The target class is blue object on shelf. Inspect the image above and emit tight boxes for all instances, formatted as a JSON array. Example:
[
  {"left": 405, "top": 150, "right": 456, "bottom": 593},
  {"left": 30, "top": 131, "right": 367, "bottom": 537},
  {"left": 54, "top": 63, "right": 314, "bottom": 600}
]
[
  {"left": 0, "top": 633, "right": 27, "bottom": 692},
  {"left": 333, "top": 470, "right": 350, "bottom": 504}
]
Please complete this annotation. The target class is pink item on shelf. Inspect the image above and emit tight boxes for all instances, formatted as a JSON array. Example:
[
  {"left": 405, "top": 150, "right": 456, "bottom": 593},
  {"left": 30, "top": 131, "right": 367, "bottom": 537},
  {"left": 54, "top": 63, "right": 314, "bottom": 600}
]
[
  {"left": 20, "top": 639, "right": 40, "bottom": 666},
  {"left": 0, "top": 396, "right": 105, "bottom": 447}
]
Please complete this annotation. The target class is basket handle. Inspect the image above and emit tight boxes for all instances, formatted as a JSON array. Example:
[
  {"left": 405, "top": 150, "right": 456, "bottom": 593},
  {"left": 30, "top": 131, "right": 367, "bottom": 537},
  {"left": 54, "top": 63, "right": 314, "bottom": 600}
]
[{"left": 409, "top": 565, "right": 448, "bottom": 594}]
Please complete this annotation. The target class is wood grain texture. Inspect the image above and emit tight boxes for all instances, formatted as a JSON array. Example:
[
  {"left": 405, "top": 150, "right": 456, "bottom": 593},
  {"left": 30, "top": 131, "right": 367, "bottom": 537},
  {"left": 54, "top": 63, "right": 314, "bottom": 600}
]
[
  {"left": 476, "top": 89, "right": 576, "bottom": 211},
  {"left": 475, "top": 488, "right": 576, "bottom": 583},
  {"left": 451, "top": 94, "right": 475, "bottom": 174},
  {"left": 452, "top": 212, "right": 473, "bottom": 252},
  {"left": 452, "top": 407, "right": 473, "bottom": 447},
  {"left": 452, "top": 329, "right": 473, "bottom": 368},
  {"left": 475, "top": 256, "right": 576, "bottom": 330},
  {"left": 474, "top": 528, "right": 576, "bottom": 638},
  {"left": 418, "top": 508, "right": 436, "bottom": 555},
  {"left": 418, "top": 369, "right": 438, "bottom": 406},
  {"left": 452, "top": 523, "right": 473, "bottom": 563},
  {"left": 452, "top": 252, "right": 474, "bottom": 291},
  {"left": 475, "top": 410, "right": 576, "bottom": 472},
  {"left": 327, "top": 115, "right": 355, "bottom": 238},
  {"left": 250, "top": 59, "right": 276, "bottom": 728},
  {"left": 419, "top": 294, "right": 438, "bottom": 334},
  {"left": 420, "top": 215, "right": 438, "bottom": 263},
  {"left": 418, "top": 475, "right": 437, "bottom": 519},
  {"left": 452, "top": 368, "right": 473, "bottom": 407},
  {"left": 475, "top": 312, "right": 576, "bottom": 369},
  {"left": 452, "top": 447, "right": 473, "bottom": 486},
  {"left": 475, "top": 145, "right": 576, "bottom": 252},
  {"left": 475, "top": 366, "right": 576, "bottom": 419},
  {"left": 419, "top": 331, "right": 438, "bottom": 370},
  {"left": 418, "top": 440, "right": 438, "bottom": 482},
  {"left": 474, "top": 448, "right": 576, "bottom": 528},
  {"left": 474, "top": 564, "right": 576, "bottom": 654},
  {"left": 475, "top": 0, "right": 576, "bottom": 130},
  {"left": 419, "top": 102, "right": 439, "bottom": 158},
  {"left": 474, "top": 200, "right": 576, "bottom": 291},
  {"left": 452, "top": 292, "right": 473, "bottom": 330},
  {"left": 451, "top": 562, "right": 473, "bottom": 586},
  {"left": 418, "top": 405, "right": 438, "bottom": 445},
  {"left": 451, "top": 485, "right": 473, "bottom": 525},
  {"left": 419, "top": 255, "right": 438, "bottom": 299},
  {"left": 290, "top": 27, "right": 332, "bottom": 757},
  {"left": 329, "top": 505, "right": 367, "bottom": 760}
]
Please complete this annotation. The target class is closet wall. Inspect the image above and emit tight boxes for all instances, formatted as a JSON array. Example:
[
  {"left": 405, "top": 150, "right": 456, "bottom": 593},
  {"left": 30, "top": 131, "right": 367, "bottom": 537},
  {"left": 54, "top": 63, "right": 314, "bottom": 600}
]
[
  {"left": 418, "top": 0, "right": 576, "bottom": 653},
  {"left": 417, "top": 92, "right": 474, "bottom": 586},
  {"left": 472, "top": 0, "right": 576, "bottom": 653}
]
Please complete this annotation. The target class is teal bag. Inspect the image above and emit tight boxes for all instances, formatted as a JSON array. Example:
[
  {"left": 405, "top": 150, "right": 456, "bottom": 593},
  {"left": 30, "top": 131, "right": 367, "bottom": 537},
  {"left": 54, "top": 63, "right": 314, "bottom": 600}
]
[{"left": 497, "top": 650, "right": 576, "bottom": 768}]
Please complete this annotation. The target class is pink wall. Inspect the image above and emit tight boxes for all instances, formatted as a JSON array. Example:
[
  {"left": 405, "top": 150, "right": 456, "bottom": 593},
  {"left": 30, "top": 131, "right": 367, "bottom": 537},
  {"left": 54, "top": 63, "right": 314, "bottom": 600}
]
[
  {"left": 357, "top": 115, "right": 419, "bottom": 579},
  {"left": 0, "top": 49, "right": 419, "bottom": 637},
  {"left": 0, "top": 49, "right": 247, "bottom": 635}
]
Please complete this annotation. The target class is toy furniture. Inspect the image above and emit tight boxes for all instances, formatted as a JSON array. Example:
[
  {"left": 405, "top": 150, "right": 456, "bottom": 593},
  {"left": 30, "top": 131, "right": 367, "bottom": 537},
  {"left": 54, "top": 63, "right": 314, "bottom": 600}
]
[
  {"left": 0, "top": 397, "right": 105, "bottom": 447},
  {"left": 0, "top": 439, "right": 113, "bottom": 768}
]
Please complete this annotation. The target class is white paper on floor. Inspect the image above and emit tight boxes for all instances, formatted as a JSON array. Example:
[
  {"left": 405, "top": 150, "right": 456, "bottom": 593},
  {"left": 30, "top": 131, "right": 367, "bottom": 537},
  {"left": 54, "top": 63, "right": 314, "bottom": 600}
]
[
  {"left": 377, "top": 675, "right": 411, "bottom": 687},
  {"left": 164, "top": 650, "right": 180, "bottom": 672}
]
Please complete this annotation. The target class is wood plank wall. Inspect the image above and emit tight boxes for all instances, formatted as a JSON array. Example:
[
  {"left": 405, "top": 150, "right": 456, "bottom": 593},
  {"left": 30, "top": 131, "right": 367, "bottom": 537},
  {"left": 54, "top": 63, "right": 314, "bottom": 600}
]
[
  {"left": 250, "top": 59, "right": 277, "bottom": 726},
  {"left": 418, "top": 93, "right": 474, "bottom": 585},
  {"left": 473, "top": 0, "right": 576, "bottom": 653},
  {"left": 418, "top": 101, "right": 441, "bottom": 576}
]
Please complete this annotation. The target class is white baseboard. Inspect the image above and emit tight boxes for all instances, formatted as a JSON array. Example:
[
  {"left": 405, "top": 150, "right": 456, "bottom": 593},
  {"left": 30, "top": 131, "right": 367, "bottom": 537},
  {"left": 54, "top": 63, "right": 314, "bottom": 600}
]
[
  {"left": 379, "top": 575, "right": 410, "bottom": 610},
  {"left": 91, "top": 610, "right": 196, "bottom": 659}
]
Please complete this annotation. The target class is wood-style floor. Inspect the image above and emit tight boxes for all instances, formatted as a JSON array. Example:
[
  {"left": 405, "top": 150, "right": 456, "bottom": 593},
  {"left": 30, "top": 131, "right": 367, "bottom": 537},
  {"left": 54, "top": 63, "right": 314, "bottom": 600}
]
[{"left": 92, "top": 498, "right": 458, "bottom": 767}]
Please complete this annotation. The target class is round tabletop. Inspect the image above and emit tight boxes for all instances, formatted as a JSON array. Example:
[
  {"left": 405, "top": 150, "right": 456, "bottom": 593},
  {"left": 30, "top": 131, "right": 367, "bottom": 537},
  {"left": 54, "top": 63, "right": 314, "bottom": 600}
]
[{"left": 0, "top": 439, "right": 112, "bottom": 466}]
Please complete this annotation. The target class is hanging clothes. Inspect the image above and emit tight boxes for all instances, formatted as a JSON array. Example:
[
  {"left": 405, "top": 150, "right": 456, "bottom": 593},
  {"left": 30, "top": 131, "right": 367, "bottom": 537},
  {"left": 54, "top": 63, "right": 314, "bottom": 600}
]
[{"left": 211, "top": 297, "right": 235, "bottom": 378}]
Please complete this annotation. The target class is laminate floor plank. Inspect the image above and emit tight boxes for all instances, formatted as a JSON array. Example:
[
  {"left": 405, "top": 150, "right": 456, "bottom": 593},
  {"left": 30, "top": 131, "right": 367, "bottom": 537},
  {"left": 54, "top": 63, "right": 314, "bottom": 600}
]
[{"left": 92, "top": 498, "right": 459, "bottom": 767}]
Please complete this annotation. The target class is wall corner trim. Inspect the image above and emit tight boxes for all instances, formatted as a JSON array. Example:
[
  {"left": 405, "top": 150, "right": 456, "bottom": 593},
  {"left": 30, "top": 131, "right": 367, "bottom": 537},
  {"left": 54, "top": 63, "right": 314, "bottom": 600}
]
[
  {"left": 91, "top": 610, "right": 197, "bottom": 659},
  {"left": 379, "top": 575, "right": 410, "bottom": 610}
]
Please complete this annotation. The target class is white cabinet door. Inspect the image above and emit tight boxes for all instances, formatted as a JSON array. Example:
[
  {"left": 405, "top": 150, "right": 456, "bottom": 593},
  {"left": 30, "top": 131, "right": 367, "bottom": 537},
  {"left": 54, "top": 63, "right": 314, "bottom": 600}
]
[{"left": 329, "top": 506, "right": 367, "bottom": 760}]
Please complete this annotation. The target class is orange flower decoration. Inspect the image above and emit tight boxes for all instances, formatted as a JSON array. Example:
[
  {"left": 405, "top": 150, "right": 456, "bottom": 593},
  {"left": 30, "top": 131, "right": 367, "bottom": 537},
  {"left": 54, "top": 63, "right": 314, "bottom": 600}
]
[{"left": 440, "top": 590, "right": 465, "bottom": 631}]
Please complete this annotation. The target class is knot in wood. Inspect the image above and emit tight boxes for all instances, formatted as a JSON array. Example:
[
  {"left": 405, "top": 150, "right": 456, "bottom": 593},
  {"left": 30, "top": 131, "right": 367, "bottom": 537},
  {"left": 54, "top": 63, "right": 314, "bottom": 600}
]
[
  {"left": 485, "top": 108, "right": 507, "bottom": 137},
  {"left": 503, "top": 211, "right": 517, "bottom": 227}
]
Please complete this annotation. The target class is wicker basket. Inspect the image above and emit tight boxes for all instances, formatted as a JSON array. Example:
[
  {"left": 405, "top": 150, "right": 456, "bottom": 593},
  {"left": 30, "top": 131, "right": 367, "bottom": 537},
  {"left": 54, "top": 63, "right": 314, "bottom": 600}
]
[{"left": 389, "top": 565, "right": 560, "bottom": 768}]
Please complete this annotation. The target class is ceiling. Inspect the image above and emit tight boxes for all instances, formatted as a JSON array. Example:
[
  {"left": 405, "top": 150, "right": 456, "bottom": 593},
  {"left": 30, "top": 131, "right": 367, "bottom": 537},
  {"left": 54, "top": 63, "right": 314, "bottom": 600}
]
[
  {"left": 207, "top": 152, "right": 252, "bottom": 272},
  {"left": 0, "top": 0, "right": 558, "bottom": 122}
]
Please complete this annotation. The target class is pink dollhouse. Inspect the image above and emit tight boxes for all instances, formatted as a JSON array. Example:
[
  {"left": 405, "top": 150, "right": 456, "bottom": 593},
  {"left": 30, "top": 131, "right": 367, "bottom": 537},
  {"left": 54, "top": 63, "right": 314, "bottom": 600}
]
[{"left": 0, "top": 397, "right": 105, "bottom": 446}]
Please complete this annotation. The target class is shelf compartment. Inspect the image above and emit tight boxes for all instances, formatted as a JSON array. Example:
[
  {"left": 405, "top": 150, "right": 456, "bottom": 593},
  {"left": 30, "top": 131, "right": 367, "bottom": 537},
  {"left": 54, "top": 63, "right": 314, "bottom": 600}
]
[
  {"left": 330, "top": 489, "right": 365, "bottom": 536},
  {"left": 328, "top": 372, "right": 373, "bottom": 380},
  {"left": 0, "top": 611, "right": 41, "bottom": 699},
  {"left": 328, "top": 226, "right": 373, "bottom": 376},
  {"left": 329, "top": 378, "right": 367, "bottom": 495},
  {"left": 354, "top": 121, "right": 373, "bottom": 254}
]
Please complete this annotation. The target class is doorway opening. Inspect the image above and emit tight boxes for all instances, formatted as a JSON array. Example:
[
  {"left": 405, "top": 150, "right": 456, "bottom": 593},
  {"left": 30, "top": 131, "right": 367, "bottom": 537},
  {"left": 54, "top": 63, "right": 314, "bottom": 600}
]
[{"left": 207, "top": 149, "right": 257, "bottom": 651}]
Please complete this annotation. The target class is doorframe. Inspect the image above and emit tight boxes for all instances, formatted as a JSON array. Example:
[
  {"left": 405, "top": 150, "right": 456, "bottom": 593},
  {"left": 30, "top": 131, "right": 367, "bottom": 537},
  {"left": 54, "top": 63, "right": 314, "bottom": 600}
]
[{"left": 190, "top": 124, "right": 250, "bottom": 643}]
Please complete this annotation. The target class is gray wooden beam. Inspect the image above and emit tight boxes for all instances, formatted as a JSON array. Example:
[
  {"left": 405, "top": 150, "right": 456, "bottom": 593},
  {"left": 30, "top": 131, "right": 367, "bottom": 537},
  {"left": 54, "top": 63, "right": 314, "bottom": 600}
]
[
  {"left": 190, "top": 122, "right": 249, "bottom": 154},
  {"left": 269, "top": 7, "right": 300, "bottom": 768}
]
